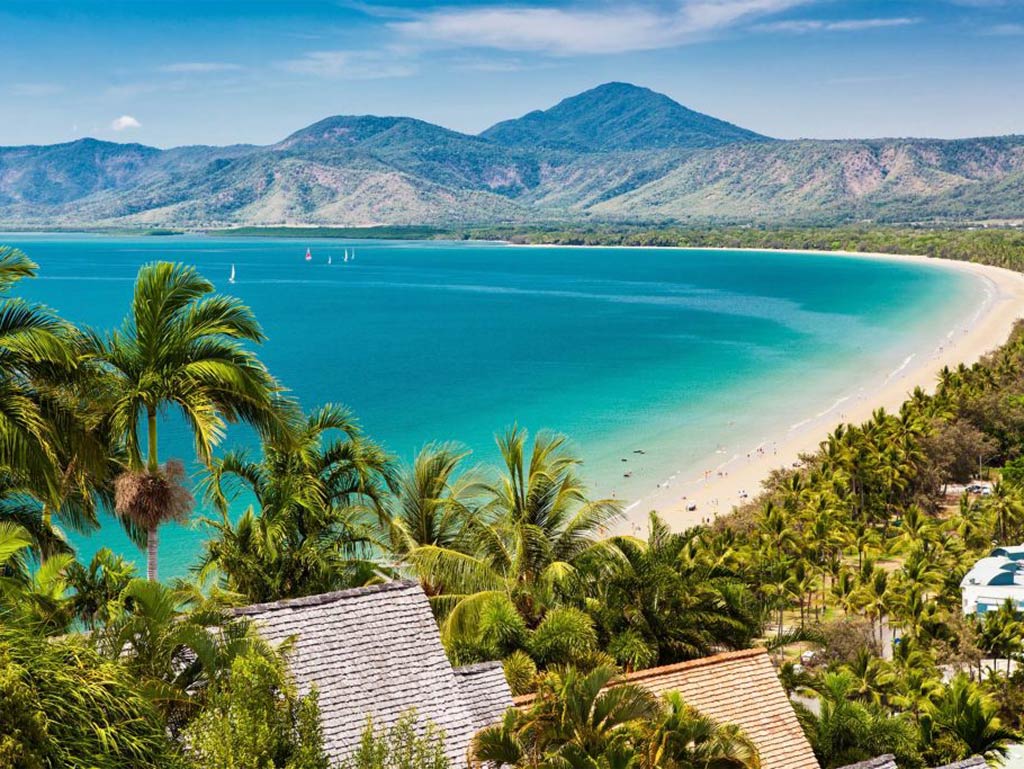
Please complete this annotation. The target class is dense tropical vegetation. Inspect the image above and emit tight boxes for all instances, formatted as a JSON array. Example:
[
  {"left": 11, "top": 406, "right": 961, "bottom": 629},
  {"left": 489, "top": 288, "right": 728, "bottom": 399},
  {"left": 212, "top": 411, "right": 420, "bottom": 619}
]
[{"left": 1, "top": 244, "right": 1023, "bottom": 767}]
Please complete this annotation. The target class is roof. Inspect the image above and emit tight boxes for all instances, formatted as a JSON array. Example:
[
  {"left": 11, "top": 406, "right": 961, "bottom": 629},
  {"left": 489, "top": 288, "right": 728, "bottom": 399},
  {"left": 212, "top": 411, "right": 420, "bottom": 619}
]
[
  {"left": 961, "top": 556, "right": 1024, "bottom": 588},
  {"left": 453, "top": 662, "right": 513, "bottom": 733},
  {"left": 516, "top": 648, "right": 818, "bottom": 769},
  {"left": 991, "top": 543, "right": 1024, "bottom": 560},
  {"left": 932, "top": 759, "right": 986, "bottom": 769},
  {"left": 836, "top": 757, "right": 897, "bottom": 769},
  {"left": 235, "top": 580, "right": 512, "bottom": 765},
  {"left": 837, "top": 755, "right": 986, "bottom": 769}
]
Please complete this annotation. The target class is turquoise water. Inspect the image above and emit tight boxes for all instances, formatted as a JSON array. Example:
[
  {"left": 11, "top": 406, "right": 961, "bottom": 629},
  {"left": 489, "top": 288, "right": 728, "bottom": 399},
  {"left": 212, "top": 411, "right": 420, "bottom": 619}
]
[{"left": 3, "top": 234, "right": 983, "bottom": 578}]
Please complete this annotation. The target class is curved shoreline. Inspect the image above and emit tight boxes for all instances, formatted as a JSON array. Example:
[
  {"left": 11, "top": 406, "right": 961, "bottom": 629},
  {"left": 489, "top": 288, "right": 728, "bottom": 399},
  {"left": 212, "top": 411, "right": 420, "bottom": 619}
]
[{"left": 508, "top": 243, "right": 1024, "bottom": 530}]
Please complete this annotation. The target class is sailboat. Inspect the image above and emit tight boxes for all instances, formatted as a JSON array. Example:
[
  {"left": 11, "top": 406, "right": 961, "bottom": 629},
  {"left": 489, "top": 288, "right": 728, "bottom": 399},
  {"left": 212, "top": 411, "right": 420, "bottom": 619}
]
[
  {"left": 327, "top": 255, "right": 332, "bottom": 265},
  {"left": 343, "top": 249, "right": 349, "bottom": 263},
  {"left": 228, "top": 264, "right": 236, "bottom": 284},
  {"left": 305, "top": 247, "right": 312, "bottom": 262}
]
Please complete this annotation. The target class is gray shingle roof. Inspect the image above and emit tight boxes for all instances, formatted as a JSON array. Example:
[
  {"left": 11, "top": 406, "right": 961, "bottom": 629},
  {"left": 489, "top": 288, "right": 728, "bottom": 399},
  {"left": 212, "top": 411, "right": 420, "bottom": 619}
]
[
  {"left": 833, "top": 757, "right": 986, "bottom": 769},
  {"left": 234, "top": 580, "right": 512, "bottom": 765},
  {"left": 932, "top": 759, "right": 986, "bottom": 769},
  {"left": 836, "top": 756, "right": 898, "bottom": 769},
  {"left": 454, "top": 662, "right": 513, "bottom": 733}
]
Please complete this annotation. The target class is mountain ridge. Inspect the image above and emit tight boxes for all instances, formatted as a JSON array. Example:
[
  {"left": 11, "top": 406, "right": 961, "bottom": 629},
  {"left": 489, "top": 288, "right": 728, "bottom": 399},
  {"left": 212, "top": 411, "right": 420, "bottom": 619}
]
[{"left": 1, "top": 82, "right": 1021, "bottom": 228}]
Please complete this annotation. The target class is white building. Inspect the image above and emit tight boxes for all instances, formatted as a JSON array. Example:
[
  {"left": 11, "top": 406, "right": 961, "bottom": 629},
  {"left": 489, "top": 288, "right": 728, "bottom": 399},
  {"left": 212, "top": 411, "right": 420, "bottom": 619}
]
[{"left": 960, "top": 544, "right": 1024, "bottom": 615}]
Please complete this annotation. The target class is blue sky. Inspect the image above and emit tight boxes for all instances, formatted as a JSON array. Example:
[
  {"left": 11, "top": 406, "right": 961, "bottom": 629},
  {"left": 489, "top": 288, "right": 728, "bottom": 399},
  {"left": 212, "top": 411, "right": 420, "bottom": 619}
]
[{"left": 1, "top": 0, "right": 1022, "bottom": 147}]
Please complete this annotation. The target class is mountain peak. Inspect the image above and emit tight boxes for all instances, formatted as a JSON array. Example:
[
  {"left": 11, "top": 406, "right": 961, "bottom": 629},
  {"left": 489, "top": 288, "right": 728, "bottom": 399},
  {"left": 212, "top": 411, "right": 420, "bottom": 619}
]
[{"left": 481, "top": 82, "right": 769, "bottom": 152}]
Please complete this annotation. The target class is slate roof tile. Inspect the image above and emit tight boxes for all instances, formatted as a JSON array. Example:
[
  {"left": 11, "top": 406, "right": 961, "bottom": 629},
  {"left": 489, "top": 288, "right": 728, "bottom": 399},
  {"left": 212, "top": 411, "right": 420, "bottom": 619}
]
[{"left": 234, "top": 580, "right": 512, "bottom": 765}]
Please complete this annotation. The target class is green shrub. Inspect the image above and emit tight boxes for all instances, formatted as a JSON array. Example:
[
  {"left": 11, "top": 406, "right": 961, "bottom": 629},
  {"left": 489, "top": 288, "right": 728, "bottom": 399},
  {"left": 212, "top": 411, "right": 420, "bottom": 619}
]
[{"left": 339, "top": 711, "right": 449, "bottom": 769}]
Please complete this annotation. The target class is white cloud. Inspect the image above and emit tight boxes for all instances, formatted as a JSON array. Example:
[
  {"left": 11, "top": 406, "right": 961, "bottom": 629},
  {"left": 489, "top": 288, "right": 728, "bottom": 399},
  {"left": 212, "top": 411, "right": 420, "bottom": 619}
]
[
  {"left": 392, "top": 0, "right": 814, "bottom": 55},
  {"left": 280, "top": 50, "right": 416, "bottom": 79},
  {"left": 758, "top": 17, "right": 920, "bottom": 33},
  {"left": 110, "top": 115, "right": 142, "bottom": 131},
  {"left": 159, "top": 61, "right": 243, "bottom": 73}
]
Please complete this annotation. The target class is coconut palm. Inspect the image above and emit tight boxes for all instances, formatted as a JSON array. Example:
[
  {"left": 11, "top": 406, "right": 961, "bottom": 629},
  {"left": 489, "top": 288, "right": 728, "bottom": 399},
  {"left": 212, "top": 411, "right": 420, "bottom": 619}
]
[
  {"left": 0, "top": 246, "right": 116, "bottom": 556},
  {"left": 922, "top": 674, "right": 1017, "bottom": 764},
  {"left": 638, "top": 691, "right": 761, "bottom": 769},
  {"left": 88, "top": 261, "right": 287, "bottom": 581},
  {"left": 471, "top": 665, "right": 760, "bottom": 769},
  {"left": 382, "top": 441, "right": 484, "bottom": 559},
  {"left": 198, "top": 404, "right": 391, "bottom": 601},
  {"left": 592, "top": 514, "right": 758, "bottom": 669},
  {"left": 406, "top": 426, "right": 623, "bottom": 642},
  {"left": 795, "top": 671, "right": 921, "bottom": 768}
]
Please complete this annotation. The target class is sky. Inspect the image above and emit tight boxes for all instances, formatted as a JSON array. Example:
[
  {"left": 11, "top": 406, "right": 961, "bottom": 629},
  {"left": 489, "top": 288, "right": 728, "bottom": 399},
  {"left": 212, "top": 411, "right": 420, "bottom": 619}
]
[{"left": 1, "top": 0, "right": 1022, "bottom": 148}]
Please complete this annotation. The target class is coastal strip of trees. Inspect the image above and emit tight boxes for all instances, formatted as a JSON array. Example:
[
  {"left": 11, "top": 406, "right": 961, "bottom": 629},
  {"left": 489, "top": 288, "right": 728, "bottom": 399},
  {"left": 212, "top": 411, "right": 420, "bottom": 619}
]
[{"left": 0, "top": 243, "right": 1023, "bottom": 767}]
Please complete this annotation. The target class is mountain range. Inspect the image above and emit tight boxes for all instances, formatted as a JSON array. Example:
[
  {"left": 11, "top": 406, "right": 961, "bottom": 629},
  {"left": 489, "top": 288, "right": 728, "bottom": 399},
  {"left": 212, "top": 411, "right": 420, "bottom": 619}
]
[{"left": 2, "top": 82, "right": 1022, "bottom": 229}]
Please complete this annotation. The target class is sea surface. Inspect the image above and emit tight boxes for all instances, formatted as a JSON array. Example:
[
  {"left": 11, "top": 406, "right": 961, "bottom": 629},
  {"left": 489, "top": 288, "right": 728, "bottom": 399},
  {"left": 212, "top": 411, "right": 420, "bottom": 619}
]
[{"left": 3, "top": 234, "right": 984, "bottom": 579}]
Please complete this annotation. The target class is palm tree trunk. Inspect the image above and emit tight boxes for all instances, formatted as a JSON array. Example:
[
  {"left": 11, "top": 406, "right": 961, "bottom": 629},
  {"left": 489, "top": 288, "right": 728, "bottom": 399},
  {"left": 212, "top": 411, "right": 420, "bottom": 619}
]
[
  {"left": 147, "top": 405, "right": 159, "bottom": 581},
  {"left": 147, "top": 406, "right": 159, "bottom": 473},
  {"left": 147, "top": 524, "right": 158, "bottom": 582}
]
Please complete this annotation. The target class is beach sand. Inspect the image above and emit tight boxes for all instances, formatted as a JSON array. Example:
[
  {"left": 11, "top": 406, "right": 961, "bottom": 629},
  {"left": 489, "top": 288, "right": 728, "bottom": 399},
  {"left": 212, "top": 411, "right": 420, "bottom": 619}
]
[{"left": 607, "top": 250, "right": 1024, "bottom": 533}]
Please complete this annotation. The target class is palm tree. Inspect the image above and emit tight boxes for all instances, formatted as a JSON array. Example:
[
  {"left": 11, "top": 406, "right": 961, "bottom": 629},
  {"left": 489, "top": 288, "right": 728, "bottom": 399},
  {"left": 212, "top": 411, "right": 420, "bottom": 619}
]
[
  {"left": 382, "top": 441, "right": 483, "bottom": 559},
  {"left": 0, "top": 247, "right": 114, "bottom": 555},
  {"left": 795, "top": 670, "right": 921, "bottom": 768},
  {"left": 983, "top": 481, "right": 1024, "bottom": 543},
  {"left": 88, "top": 261, "right": 287, "bottom": 581},
  {"left": 593, "top": 514, "right": 758, "bottom": 669},
  {"left": 406, "top": 426, "right": 623, "bottom": 642},
  {"left": 922, "top": 674, "right": 1017, "bottom": 764},
  {"left": 638, "top": 691, "right": 760, "bottom": 769},
  {"left": 198, "top": 404, "right": 391, "bottom": 601},
  {"left": 471, "top": 665, "right": 760, "bottom": 769}
]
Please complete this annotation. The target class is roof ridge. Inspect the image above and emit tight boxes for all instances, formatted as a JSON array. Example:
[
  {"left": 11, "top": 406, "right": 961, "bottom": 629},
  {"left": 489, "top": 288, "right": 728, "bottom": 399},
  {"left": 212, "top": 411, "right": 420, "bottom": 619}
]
[
  {"left": 513, "top": 648, "right": 769, "bottom": 706},
  {"left": 622, "top": 647, "right": 768, "bottom": 684},
  {"left": 453, "top": 661, "right": 505, "bottom": 675},
  {"left": 232, "top": 579, "right": 420, "bottom": 616}
]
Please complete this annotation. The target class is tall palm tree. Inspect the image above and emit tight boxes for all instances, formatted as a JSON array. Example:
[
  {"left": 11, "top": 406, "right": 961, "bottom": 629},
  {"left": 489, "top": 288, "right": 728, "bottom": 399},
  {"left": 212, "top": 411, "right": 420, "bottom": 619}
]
[
  {"left": 406, "top": 426, "right": 623, "bottom": 642},
  {"left": 0, "top": 246, "right": 114, "bottom": 555},
  {"left": 88, "top": 261, "right": 287, "bottom": 581},
  {"left": 382, "top": 441, "right": 483, "bottom": 559},
  {"left": 198, "top": 404, "right": 391, "bottom": 601}
]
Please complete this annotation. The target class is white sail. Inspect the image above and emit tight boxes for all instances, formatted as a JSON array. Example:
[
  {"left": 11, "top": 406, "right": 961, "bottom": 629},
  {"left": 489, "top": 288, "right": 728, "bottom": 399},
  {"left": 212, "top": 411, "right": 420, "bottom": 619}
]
[{"left": 229, "top": 264, "right": 236, "bottom": 283}]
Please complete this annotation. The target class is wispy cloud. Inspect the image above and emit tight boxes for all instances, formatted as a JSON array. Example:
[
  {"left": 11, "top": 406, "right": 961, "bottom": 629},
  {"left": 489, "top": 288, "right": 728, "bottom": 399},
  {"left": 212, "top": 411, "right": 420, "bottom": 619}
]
[
  {"left": 280, "top": 49, "right": 416, "bottom": 79},
  {"left": 159, "top": 61, "right": 243, "bottom": 73},
  {"left": 758, "top": 17, "right": 920, "bottom": 33},
  {"left": 9, "top": 82, "right": 64, "bottom": 97},
  {"left": 985, "top": 22, "right": 1024, "bottom": 34},
  {"left": 392, "top": 0, "right": 815, "bottom": 55},
  {"left": 110, "top": 115, "right": 142, "bottom": 131}
]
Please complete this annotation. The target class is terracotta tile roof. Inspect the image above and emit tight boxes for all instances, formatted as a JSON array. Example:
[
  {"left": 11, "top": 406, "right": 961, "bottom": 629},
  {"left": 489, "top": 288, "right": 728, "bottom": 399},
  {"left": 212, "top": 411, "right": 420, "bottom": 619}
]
[
  {"left": 235, "top": 580, "right": 512, "bottom": 765},
  {"left": 515, "top": 648, "right": 819, "bottom": 769}
]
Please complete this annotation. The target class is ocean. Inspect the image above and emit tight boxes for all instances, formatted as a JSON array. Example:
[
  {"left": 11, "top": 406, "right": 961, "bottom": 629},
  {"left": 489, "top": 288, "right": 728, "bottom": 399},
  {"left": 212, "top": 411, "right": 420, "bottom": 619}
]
[{"left": 3, "top": 234, "right": 983, "bottom": 578}]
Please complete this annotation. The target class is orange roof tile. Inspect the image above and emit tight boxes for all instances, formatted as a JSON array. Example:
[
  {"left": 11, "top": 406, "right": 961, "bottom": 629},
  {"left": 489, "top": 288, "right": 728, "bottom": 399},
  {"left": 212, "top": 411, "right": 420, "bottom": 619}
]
[{"left": 516, "top": 648, "right": 819, "bottom": 769}]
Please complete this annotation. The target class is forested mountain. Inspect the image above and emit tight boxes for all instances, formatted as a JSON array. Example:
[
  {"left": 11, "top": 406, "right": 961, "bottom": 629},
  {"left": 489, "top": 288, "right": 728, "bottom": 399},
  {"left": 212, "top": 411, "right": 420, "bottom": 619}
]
[{"left": 1, "top": 82, "right": 1021, "bottom": 228}]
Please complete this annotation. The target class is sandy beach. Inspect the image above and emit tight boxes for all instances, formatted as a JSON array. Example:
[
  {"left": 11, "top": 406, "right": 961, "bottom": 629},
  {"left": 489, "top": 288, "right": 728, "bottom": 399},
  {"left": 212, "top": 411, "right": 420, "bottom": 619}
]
[{"left": 592, "top": 249, "right": 1024, "bottom": 533}]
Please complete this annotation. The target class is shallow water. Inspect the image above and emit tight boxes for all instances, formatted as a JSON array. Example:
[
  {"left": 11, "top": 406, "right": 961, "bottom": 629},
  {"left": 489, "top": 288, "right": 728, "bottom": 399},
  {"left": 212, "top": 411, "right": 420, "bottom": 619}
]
[{"left": 3, "top": 234, "right": 983, "bottom": 578}]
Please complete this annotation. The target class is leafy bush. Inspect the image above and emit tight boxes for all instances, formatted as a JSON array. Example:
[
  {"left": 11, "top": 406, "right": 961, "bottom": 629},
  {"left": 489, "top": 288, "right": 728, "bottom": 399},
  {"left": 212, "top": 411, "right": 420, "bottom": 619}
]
[
  {"left": 0, "top": 620, "right": 179, "bottom": 769},
  {"left": 183, "top": 647, "right": 328, "bottom": 769},
  {"left": 339, "top": 711, "right": 449, "bottom": 769}
]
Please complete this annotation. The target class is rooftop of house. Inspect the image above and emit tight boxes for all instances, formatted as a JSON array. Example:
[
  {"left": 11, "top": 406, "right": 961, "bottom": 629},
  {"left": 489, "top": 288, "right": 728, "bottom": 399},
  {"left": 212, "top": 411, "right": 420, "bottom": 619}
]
[
  {"left": 516, "top": 647, "right": 818, "bottom": 769},
  {"left": 836, "top": 755, "right": 986, "bottom": 769},
  {"left": 234, "top": 580, "right": 512, "bottom": 765},
  {"left": 992, "top": 543, "right": 1024, "bottom": 560},
  {"left": 960, "top": 555, "right": 1024, "bottom": 588}
]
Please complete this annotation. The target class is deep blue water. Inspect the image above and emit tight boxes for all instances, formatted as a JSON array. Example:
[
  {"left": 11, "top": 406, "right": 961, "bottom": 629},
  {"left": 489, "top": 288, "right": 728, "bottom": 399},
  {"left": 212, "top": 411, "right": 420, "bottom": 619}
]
[{"left": 2, "top": 234, "right": 981, "bottom": 578}]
